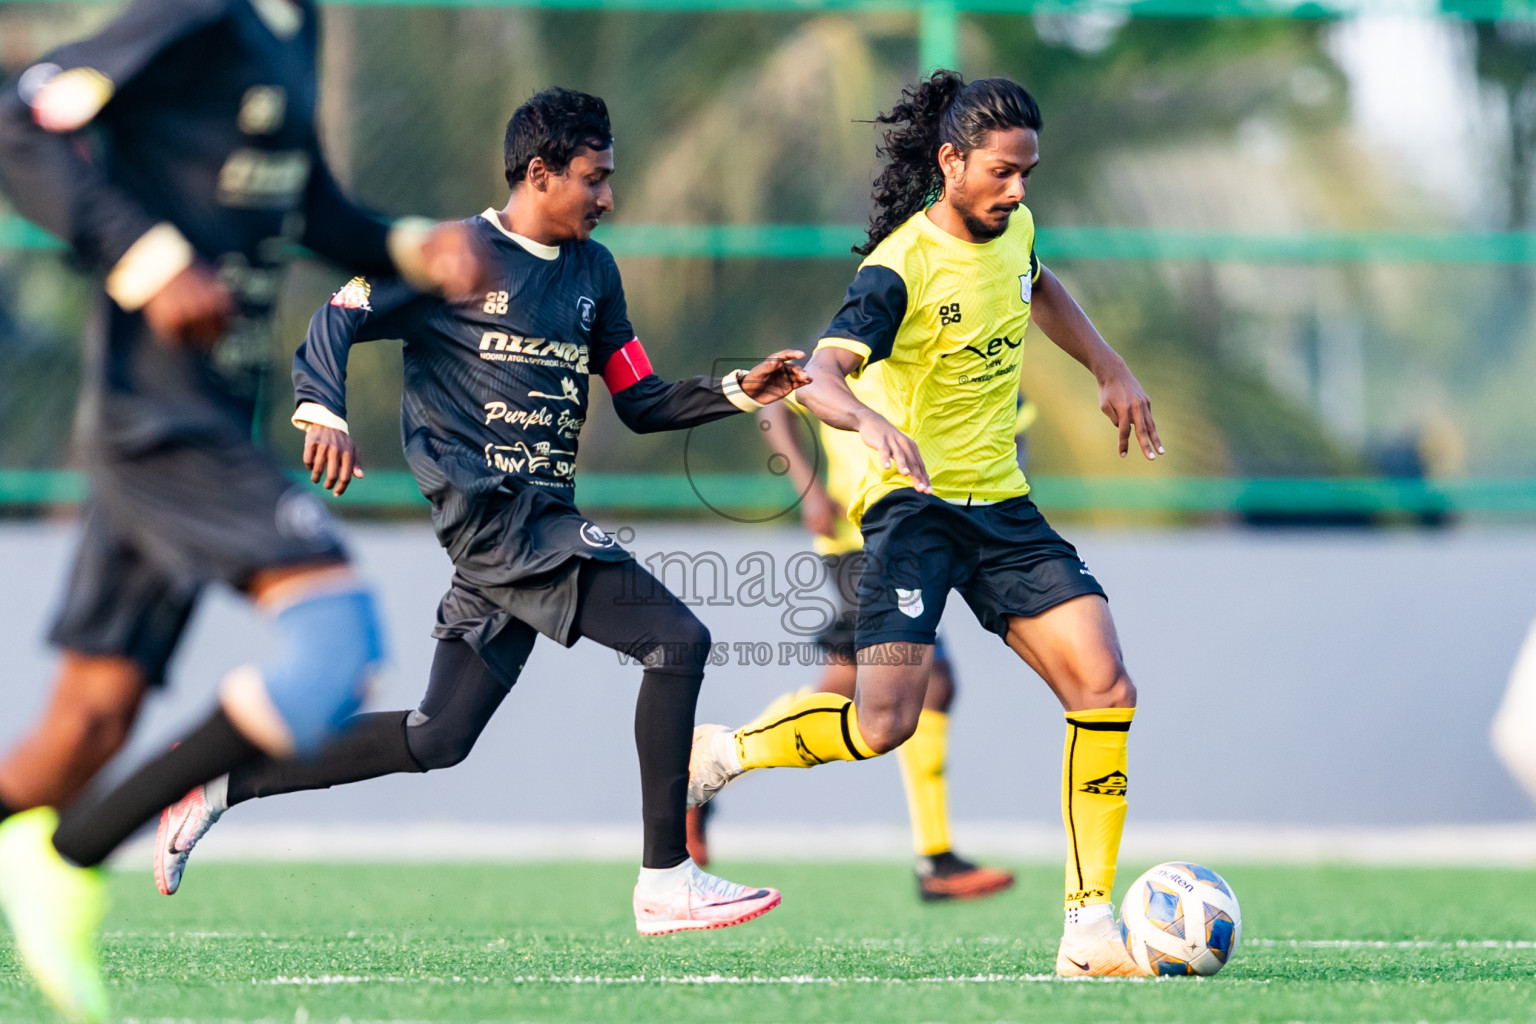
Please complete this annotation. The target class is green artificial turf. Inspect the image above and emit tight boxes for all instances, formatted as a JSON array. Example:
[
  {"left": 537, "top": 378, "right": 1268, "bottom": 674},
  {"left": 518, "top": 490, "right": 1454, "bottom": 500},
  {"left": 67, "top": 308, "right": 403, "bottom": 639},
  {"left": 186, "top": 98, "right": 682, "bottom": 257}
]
[{"left": 2, "top": 861, "right": 1534, "bottom": 1022}]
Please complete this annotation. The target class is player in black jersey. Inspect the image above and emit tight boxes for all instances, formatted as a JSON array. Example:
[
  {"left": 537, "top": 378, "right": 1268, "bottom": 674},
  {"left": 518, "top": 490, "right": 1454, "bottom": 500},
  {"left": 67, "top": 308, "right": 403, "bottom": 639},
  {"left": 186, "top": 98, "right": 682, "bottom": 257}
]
[
  {"left": 0, "top": 1, "right": 484, "bottom": 1017},
  {"left": 155, "top": 87, "right": 808, "bottom": 936}
]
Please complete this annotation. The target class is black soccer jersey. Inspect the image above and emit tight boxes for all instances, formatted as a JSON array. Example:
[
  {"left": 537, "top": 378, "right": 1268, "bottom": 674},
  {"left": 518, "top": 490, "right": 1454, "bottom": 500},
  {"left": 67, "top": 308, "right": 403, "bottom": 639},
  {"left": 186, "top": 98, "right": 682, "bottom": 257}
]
[
  {"left": 0, "top": 0, "right": 398, "bottom": 453},
  {"left": 293, "top": 210, "right": 751, "bottom": 537}
]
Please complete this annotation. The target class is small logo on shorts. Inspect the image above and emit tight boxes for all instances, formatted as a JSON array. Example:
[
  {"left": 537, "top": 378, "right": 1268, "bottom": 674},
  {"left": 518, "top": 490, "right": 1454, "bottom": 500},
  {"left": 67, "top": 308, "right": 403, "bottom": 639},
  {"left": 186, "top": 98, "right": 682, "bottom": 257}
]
[
  {"left": 275, "top": 489, "right": 336, "bottom": 545},
  {"left": 580, "top": 522, "right": 615, "bottom": 548},
  {"left": 895, "top": 588, "right": 924, "bottom": 619}
]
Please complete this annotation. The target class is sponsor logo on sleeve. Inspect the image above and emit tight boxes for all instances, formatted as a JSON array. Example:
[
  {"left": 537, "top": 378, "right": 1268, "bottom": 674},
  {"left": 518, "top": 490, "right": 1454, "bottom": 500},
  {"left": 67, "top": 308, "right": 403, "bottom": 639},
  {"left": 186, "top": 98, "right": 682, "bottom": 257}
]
[{"left": 329, "top": 277, "right": 372, "bottom": 311}]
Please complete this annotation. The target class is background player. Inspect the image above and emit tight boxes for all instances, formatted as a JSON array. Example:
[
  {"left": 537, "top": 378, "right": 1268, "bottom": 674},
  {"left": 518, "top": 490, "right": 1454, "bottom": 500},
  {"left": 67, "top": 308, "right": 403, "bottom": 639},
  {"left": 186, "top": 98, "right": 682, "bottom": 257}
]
[
  {"left": 154, "top": 88, "right": 807, "bottom": 938},
  {"left": 685, "top": 387, "right": 1031, "bottom": 902},
  {"left": 686, "top": 71, "right": 1163, "bottom": 978},
  {"left": 0, "top": 0, "right": 483, "bottom": 1017}
]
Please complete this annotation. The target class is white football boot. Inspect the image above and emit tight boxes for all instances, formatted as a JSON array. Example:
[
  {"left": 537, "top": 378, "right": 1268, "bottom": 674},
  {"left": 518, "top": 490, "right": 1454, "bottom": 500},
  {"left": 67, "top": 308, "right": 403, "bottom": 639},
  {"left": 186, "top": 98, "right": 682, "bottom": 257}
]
[
  {"left": 634, "top": 858, "right": 781, "bottom": 935},
  {"left": 1055, "top": 903, "right": 1150, "bottom": 978},
  {"left": 154, "top": 777, "right": 227, "bottom": 896},
  {"left": 686, "top": 724, "right": 750, "bottom": 809}
]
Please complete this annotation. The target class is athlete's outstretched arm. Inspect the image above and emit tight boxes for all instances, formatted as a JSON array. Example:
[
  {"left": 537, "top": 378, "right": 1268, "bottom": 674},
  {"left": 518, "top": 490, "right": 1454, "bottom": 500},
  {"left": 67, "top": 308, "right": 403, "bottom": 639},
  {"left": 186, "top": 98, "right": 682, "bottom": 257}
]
[
  {"left": 291, "top": 278, "right": 438, "bottom": 494},
  {"left": 1030, "top": 266, "right": 1164, "bottom": 460},
  {"left": 301, "top": 164, "right": 487, "bottom": 303},
  {"left": 795, "top": 347, "right": 931, "bottom": 493},
  {"left": 605, "top": 348, "right": 810, "bottom": 434},
  {"left": 0, "top": 0, "right": 238, "bottom": 345}
]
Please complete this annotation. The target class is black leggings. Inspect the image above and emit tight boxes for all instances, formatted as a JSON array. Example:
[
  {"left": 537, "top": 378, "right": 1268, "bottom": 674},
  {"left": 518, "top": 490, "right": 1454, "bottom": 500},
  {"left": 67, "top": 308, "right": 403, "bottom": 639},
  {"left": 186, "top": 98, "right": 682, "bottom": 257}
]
[{"left": 225, "top": 559, "right": 711, "bottom": 867}]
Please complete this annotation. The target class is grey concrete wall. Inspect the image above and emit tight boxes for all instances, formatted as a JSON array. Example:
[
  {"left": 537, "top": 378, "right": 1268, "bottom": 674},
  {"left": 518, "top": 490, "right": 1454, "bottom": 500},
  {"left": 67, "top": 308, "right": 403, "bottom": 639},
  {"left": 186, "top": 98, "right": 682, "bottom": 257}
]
[{"left": 1, "top": 521, "right": 1533, "bottom": 832}]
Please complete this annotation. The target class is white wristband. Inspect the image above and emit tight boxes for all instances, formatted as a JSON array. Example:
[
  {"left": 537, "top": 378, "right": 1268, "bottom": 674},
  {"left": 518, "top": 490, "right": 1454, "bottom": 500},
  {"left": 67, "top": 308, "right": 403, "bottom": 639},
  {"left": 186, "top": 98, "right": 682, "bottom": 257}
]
[
  {"left": 722, "top": 368, "right": 765, "bottom": 413},
  {"left": 292, "top": 401, "right": 349, "bottom": 435},
  {"left": 106, "top": 223, "right": 195, "bottom": 312}
]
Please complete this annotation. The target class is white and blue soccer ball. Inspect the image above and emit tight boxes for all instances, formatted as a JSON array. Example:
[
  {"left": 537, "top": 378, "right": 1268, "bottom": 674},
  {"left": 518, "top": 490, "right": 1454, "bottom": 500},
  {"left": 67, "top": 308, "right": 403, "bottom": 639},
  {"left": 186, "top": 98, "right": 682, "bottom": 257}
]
[{"left": 1119, "top": 862, "right": 1241, "bottom": 977}]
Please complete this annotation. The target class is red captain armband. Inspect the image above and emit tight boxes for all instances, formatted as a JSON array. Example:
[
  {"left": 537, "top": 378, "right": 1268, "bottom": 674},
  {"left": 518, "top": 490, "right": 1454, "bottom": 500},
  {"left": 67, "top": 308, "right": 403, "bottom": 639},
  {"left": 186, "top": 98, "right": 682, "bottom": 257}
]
[{"left": 602, "top": 338, "right": 653, "bottom": 394}]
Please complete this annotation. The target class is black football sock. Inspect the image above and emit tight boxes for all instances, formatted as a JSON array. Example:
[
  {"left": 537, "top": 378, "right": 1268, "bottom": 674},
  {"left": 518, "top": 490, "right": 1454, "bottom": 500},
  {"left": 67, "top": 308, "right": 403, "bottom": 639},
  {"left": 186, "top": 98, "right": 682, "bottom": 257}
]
[
  {"left": 634, "top": 665, "right": 705, "bottom": 870},
  {"left": 569, "top": 559, "right": 711, "bottom": 871},
  {"left": 225, "top": 711, "right": 423, "bottom": 807},
  {"left": 52, "top": 708, "right": 259, "bottom": 868}
]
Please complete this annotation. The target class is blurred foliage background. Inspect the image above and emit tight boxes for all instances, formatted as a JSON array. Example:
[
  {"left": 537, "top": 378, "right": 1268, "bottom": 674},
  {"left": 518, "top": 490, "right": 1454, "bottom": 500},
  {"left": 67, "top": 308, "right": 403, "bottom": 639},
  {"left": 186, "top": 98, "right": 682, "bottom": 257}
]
[{"left": 0, "top": 1, "right": 1533, "bottom": 509}]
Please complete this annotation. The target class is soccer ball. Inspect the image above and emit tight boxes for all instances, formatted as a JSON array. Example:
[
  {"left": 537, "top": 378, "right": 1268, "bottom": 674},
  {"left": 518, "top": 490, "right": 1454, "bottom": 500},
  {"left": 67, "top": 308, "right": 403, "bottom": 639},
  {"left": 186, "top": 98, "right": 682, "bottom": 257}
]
[{"left": 1119, "top": 862, "right": 1241, "bottom": 976}]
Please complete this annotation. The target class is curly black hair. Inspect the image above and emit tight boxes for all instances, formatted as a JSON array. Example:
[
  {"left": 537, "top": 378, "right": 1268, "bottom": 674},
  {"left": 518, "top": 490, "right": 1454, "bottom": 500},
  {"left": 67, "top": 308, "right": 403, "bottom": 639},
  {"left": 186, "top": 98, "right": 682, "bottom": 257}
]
[
  {"left": 855, "top": 72, "right": 1042, "bottom": 256},
  {"left": 504, "top": 87, "right": 614, "bottom": 188}
]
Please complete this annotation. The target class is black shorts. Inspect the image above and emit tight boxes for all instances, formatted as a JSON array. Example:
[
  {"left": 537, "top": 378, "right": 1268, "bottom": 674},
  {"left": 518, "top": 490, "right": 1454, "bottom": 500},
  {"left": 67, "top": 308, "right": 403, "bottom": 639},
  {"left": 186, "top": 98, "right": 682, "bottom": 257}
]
[
  {"left": 432, "top": 485, "right": 632, "bottom": 653},
  {"left": 853, "top": 490, "right": 1106, "bottom": 650},
  {"left": 815, "top": 550, "right": 950, "bottom": 662},
  {"left": 48, "top": 438, "right": 347, "bottom": 684}
]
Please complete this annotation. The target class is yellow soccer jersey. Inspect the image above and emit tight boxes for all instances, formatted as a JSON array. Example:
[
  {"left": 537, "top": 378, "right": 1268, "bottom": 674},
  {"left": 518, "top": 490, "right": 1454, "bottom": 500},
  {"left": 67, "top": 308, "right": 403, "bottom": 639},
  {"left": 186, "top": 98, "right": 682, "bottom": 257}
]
[{"left": 817, "top": 207, "right": 1043, "bottom": 524}]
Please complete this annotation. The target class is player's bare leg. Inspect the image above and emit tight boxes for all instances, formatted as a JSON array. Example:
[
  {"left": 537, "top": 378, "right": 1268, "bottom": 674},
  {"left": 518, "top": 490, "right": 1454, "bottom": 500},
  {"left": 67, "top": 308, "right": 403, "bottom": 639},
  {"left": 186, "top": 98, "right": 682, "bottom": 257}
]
[
  {"left": 1003, "top": 595, "right": 1144, "bottom": 978},
  {"left": 0, "top": 656, "right": 146, "bottom": 816}
]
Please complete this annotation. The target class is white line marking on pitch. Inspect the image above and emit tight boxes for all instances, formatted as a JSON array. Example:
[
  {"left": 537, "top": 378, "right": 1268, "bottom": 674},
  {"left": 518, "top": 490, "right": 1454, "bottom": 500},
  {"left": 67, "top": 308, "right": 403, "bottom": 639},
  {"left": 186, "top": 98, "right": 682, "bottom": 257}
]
[
  {"left": 255, "top": 974, "right": 1274, "bottom": 986},
  {"left": 1253, "top": 938, "right": 1536, "bottom": 950}
]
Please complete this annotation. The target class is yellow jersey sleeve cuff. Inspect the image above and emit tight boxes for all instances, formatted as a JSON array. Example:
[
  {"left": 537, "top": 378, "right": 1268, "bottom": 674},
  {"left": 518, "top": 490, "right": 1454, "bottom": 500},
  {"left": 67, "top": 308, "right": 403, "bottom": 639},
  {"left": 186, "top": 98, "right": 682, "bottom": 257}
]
[
  {"left": 292, "top": 402, "right": 349, "bottom": 435},
  {"left": 386, "top": 216, "right": 437, "bottom": 291},
  {"left": 722, "top": 369, "right": 765, "bottom": 413},
  {"left": 105, "top": 223, "right": 195, "bottom": 312},
  {"left": 815, "top": 337, "right": 872, "bottom": 370}
]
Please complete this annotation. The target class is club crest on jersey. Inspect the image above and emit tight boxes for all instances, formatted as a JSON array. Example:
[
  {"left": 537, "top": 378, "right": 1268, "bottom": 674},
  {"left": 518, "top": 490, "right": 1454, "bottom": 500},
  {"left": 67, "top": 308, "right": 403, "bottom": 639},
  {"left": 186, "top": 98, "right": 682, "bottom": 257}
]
[
  {"left": 895, "top": 588, "right": 924, "bottom": 619},
  {"left": 581, "top": 522, "right": 616, "bottom": 548},
  {"left": 329, "top": 277, "right": 372, "bottom": 311},
  {"left": 238, "top": 86, "right": 286, "bottom": 135},
  {"left": 577, "top": 296, "right": 596, "bottom": 330},
  {"left": 1019, "top": 273, "right": 1033, "bottom": 304}
]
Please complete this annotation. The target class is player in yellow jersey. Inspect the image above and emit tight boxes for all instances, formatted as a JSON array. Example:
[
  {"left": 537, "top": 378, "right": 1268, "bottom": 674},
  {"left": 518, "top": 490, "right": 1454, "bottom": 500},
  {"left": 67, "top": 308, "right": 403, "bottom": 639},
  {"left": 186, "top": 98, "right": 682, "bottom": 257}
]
[
  {"left": 687, "top": 71, "right": 1163, "bottom": 977},
  {"left": 684, "top": 380, "right": 1032, "bottom": 903}
]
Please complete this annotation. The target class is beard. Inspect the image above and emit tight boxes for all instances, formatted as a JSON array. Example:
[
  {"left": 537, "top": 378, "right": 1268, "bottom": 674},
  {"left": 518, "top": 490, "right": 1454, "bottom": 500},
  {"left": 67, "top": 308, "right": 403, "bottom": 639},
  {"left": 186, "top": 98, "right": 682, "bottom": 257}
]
[{"left": 956, "top": 200, "right": 1013, "bottom": 241}]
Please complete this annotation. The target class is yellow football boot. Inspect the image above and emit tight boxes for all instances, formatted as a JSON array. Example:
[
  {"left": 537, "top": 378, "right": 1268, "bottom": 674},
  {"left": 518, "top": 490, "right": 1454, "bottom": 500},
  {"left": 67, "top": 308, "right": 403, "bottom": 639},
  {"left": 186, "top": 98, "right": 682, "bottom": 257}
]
[{"left": 0, "top": 808, "right": 109, "bottom": 1022}]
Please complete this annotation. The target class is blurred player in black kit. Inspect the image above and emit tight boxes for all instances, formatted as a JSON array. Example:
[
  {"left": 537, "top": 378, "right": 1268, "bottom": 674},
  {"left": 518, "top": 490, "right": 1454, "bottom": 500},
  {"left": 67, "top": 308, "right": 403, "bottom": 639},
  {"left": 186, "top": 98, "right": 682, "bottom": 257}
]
[
  {"left": 0, "top": 0, "right": 484, "bottom": 1018},
  {"left": 156, "top": 87, "right": 807, "bottom": 938}
]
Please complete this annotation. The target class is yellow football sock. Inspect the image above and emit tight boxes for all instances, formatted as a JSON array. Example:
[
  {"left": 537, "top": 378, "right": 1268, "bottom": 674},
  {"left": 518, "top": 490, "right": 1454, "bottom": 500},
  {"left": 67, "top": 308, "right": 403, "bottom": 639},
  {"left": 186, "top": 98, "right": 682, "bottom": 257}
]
[
  {"left": 1061, "top": 706, "right": 1135, "bottom": 909},
  {"left": 740, "top": 686, "right": 814, "bottom": 736},
  {"left": 736, "top": 692, "right": 879, "bottom": 769},
  {"left": 896, "top": 709, "right": 951, "bottom": 856}
]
